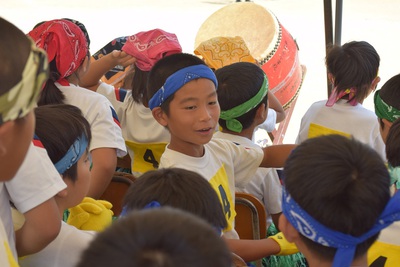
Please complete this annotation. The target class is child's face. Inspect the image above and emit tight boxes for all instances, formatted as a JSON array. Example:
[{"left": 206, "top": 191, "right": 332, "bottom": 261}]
[
  {"left": 0, "top": 110, "right": 35, "bottom": 181},
  {"left": 161, "top": 78, "right": 220, "bottom": 155},
  {"left": 64, "top": 150, "right": 91, "bottom": 207}
]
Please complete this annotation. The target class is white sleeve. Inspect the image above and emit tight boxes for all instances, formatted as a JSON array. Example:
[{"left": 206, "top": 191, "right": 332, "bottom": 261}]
[{"left": 6, "top": 144, "right": 66, "bottom": 213}]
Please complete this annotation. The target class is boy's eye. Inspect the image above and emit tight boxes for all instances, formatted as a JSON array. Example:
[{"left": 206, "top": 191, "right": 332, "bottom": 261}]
[
  {"left": 185, "top": 106, "right": 196, "bottom": 110},
  {"left": 208, "top": 101, "right": 217, "bottom": 105}
]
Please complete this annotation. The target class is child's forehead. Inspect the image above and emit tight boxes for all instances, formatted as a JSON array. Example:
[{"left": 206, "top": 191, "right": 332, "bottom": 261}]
[{"left": 173, "top": 78, "right": 217, "bottom": 98}]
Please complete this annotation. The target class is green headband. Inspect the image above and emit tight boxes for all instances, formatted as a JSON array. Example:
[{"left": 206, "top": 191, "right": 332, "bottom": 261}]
[
  {"left": 220, "top": 75, "right": 268, "bottom": 133},
  {"left": 374, "top": 89, "right": 400, "bottom": 123},
  {"left": 0, "top": 39, "right": 48, "bottom": 125}
]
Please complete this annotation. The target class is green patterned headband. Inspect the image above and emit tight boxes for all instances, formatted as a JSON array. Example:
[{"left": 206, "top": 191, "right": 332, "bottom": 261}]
[
  {"left": 220, "top": 75, "right": 268, "bottom": 133},
  {"left": 0, "top": 39, "right": 48, "bottom": 125},
  {"left": 374, "top": 89, "right": 400, "bottom": 123}
]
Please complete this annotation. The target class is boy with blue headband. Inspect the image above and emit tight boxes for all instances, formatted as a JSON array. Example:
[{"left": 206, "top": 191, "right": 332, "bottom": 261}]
[
  {"left": 148, "top": 53, "right": 297, "bottom": 262},
  {"left": 280, "top": 134, "right": 400, "bottom": 267}
]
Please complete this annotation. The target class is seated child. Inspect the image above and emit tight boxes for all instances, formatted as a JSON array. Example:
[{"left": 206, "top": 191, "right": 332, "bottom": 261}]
[
  {"left": 0, "top": 17, "right": 67, "bottom": 259},
  {"left": 77, "top": 207, "right": 233, "bottom": 267},
  {"left": 366, "top": 118, "right": 400, "bottom": 266},
  {"left": 80, "top": 29, "right": 182, "bottom": 176},
  {"left": 280, "top": 134, "right": 400, "bottom": 267},
  {"left": 147, "top": 52, "right": 297, "bottom": 261},
  {"left": 214, "top": 62, "right": 282, "bottom": 230},
  {"left": 296, "top": 41, "right": 385, "bottom": 159},
  {"left": 28, "top": 19, "right": 127, "bottom": 198},
  {"left": 0, "top": 17, "right": 48, "bottom": 266},
  {"left": 194, "top": 36, "right": 286, "bottom": 138},
  {"left": 19, "top": 104, "right": 98, "bottom": 267}
]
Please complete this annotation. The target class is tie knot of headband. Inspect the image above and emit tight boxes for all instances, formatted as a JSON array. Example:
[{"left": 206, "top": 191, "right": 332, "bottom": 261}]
[
  {"left": 374, "top": 89, "right": 400, "bottom": 123},
  {"left": 148, "top": 65, "right": 218, "bottom": 110},
  {"left": 219, "top": 75, "right": 269, "bottom": 133}
]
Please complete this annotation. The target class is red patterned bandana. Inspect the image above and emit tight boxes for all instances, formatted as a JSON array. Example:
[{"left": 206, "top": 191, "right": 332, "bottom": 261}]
[
  {"left": 28, "top": 19, "right": 88, "bottom": 80},
  {"left": 122, "top": 29, "right": 182, "bottom": 71}
]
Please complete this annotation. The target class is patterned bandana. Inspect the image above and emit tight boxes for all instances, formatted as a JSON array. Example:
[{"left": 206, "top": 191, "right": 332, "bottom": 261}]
[
  {"left": 282, "top": 188, "right": 400, "bottom": 267},
  {"left": 220, "top": 75, "right": 269, "bottom": 133},
  {"left": 0, "top": 39, "right": 48, "bottom": 125},
  {"left": 194, "top": 36, "right": 257, "bottom": 70},
  {"left": 93, "top": 36, "right": 128, "bottom": 80},
  {"left": 54, "top": 134, "right": 88, "bottom": 175},
  {"left": 374, "top": 89, "right": 400, "bottom": 123},
  {"left": 28, "top": 19, "right": 88, "bottom": 82},
  {"left": 326, "top": 87, "right": 358, "bottom": 107},
  {"left": 148, "top": 65, "right": 218, "bottom": 110},
  {"left": 122, "top": 29, "right": 182, "bottom": 71}
]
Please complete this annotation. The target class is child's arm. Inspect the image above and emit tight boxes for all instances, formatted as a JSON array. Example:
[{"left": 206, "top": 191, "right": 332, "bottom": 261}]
[
  {"left": 260, "top": 144, "right": 297, "bottom": 168},
  {"left": 224, "top": 232, "right": 298, "bottom": 262},
  {"left": 268, "top": 92, "right": 286, "bottom": 123},
  {"left": 80, "top": 51, "right": 135, "bottom": 91},
  {"left": 86, "top": 148, "right": 118, "bottom": 199},
  {"left": 15, "top": 198, "right": 61, "bottom": 256}
]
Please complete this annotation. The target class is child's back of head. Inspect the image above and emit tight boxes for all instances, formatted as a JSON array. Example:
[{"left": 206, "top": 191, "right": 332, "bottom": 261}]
[
  {"left": 326, "top": 41, "right": 380, "bottom": 104},
  {"left": 282, "top": 134, "right": 393, "bottom": 266},
  {"left": 77, "top": 207, "right": 232, "bottom": 267},
  {"left": 374, "top": 73, "right": 400, "bottom": 125},
  {"left": 34, "top": 104, "right": 91, "bottom": 180},
  {"left": 0, "top": 17, "right": 49, "bottom": 180},
  {"left": 215, "top": 62, "right": 268, "bottom": 133},
  {"left": 122, "top": 167, "right": 227, "bottom": 232}
]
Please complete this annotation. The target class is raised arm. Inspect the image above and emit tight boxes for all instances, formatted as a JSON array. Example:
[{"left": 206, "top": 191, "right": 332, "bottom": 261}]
[
  {"left": 80, "top": 51, "right": 135, "bottom": 91},
  {"left": 268, "top": 91, "right": 286, "bottom": 123}
]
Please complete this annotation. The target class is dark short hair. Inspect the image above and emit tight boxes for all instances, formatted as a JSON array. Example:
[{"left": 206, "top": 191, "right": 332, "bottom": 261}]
[
  {"left": 283, "top": 134, "right": 390, "bottom": 261},
  {"left": 123, "top": 167, "right": 227, "bottom": 230},
  {"left": 215, "top": 62, "right": 268, "bottom": 131},
  {"left": 386, "top": 118, "right": 400, "bottom": 167},
  {"left": 378, "top": 73, "right": 400, "bottom": 110},
  {"left": 77, "top": 207, "right": 232, "bottom": 267},
  {"left": 34, "top": 104, "right": 91, "bottom": 181},
  {"left": 147, "top": 53, "right": 205, "bottom": 114},
  {"left": 326, "top": 41, "right": 380, "bottom": 103},
  {"left": 0, "top": 18, "right": 31, "bottom": 95}
]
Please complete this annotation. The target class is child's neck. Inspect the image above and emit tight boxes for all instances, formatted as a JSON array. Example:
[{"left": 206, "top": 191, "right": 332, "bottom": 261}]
[
  {"left": 221, "top": 127, "right": 254, "bottom": 140},
  {"left": 168, "top": 141, "right": 205, "bottom": 157}
]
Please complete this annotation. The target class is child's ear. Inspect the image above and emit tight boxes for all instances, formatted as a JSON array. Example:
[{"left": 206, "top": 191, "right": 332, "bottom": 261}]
[
  {"left": 152, "top": 107, "right": 168, "bottom": 127},
  {"left": 382, "top": 118, "right": 393, "bottom": 129},
  {"left": 279, "top": 214, "right": 299, "bottom": 243},
  {"left": 255, "top": 103, "right": 267, "bottom": 123},
  {"left": 371, "top": 76, "right": 381, "bottom": 91}
]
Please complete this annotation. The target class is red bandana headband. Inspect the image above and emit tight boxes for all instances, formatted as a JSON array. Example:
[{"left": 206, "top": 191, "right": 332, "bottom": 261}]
[
  {"left": 28, "top": 19, "right": 88, "bottom": 80},
  {"left": 122, "top": 28, "right": 182, "bottom": 71}
]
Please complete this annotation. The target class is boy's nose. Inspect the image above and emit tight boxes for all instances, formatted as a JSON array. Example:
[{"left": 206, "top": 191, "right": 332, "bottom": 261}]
[{"left": 199, "top": 106, "right": 212, "bottom": 121}]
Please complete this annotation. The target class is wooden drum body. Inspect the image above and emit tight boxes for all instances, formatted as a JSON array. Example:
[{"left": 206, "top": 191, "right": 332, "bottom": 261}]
[{"left": 195, "top": 2, "right": 304, "bottom": 109}]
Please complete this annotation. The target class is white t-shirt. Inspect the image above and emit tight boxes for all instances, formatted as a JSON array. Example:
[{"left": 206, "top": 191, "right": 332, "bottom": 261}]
[
  {"left": 296, "top": 99, "right": 386, "bottom": 159},
  {"left": 0, "top": 218, "right": 18, "bottom": 267},
  {"left": 19, "top": 222, "right": 96, "bottom": 267},
  {"left": 0, "top": 144, "right": 66, "bottom": 259},
  {"left": 367, "top": 221, "right": 400, "bottom": 267},
  {"left": 57, "top": 82, "right": 127, "bottom": 157},
  {"left": 159, "top": 138, "right": 263, "bottom": 239},
  {"left": 97, "top": 83, "right": 169, "bottom": 174},
  {"left": 214, "top": 131, "right": 282, "bottom": 229}
]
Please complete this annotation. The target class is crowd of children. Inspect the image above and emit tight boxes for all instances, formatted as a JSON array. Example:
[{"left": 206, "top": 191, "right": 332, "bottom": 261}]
[{"left": 1, "top": 10, "right": 400, "bottom": 267}]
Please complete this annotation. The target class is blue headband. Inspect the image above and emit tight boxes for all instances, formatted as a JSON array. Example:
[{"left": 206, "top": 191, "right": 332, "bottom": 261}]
[
  {"left": 282, "top": 188, "right": 400, "bottom": 267},
  {"left": 55, "top": 135, "right": 88, "bottom": 175},
  {"left": 148, "top": 64, "right": 218, "bottom": 110}
]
